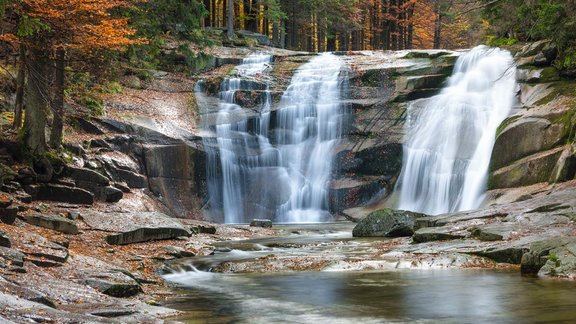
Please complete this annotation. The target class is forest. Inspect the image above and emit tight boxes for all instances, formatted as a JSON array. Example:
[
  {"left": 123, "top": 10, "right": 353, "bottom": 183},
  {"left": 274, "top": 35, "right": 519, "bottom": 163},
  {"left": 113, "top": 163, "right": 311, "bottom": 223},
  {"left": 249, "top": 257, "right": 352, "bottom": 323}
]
[{"left": 0, "top": 0, "right": 574, "bottom": 159}]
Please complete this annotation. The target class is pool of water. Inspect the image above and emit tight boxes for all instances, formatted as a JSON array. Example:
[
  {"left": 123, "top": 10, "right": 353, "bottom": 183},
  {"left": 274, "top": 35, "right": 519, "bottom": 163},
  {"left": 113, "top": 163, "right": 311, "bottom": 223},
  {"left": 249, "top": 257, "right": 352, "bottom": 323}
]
[
  {"left": 163, "top": 223, "right": 576, "bottom": 323},
  {"left": 165, "top": 269, "right": 576, "bottom": 323}
]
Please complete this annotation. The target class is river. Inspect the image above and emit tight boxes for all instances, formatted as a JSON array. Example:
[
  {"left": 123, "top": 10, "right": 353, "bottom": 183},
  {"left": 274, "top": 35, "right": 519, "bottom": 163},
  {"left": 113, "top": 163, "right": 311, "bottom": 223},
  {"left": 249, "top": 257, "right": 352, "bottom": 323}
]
[{"left": 163, "top": 223, "right": 576, "bottom": 324}]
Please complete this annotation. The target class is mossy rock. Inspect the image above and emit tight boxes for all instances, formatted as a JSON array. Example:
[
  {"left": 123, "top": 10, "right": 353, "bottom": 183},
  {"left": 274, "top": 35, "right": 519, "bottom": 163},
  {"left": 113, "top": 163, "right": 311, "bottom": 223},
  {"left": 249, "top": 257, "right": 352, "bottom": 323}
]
[
  {"left": 0, "top": 163, "right": 16, "bottom": 185},
  {"left": 352, "top": 208, "right": 427, "bottom": 237},
  {"left": 489, "top": 147, "right": 564, "bottom": 189},
  {"left": 402, "top": 51, "right": 453, "bottom": 59}
]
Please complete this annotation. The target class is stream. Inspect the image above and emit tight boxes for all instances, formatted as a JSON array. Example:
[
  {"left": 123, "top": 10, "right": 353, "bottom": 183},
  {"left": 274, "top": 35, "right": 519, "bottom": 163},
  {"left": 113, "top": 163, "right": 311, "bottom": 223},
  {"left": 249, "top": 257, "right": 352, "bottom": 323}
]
[{"left": 163, "top": 223, "right": 576, "bottom": 323}]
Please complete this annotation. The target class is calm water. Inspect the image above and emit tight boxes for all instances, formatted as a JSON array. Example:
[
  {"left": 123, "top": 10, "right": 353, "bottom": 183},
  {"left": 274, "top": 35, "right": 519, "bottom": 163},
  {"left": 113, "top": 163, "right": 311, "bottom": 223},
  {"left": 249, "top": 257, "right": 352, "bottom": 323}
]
[{"left": 165, "top": 259, "right": 576, "bottom": 323}]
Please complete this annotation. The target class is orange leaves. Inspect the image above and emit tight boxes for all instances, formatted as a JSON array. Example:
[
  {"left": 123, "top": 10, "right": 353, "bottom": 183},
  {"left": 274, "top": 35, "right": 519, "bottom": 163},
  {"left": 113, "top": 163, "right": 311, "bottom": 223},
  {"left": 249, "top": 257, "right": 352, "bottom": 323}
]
[
  {"left": 78, "top": 19, "right": 147, "bottom": 50},
  {"left": 3, "top": 0, "right": 145, "bottom": 52}
]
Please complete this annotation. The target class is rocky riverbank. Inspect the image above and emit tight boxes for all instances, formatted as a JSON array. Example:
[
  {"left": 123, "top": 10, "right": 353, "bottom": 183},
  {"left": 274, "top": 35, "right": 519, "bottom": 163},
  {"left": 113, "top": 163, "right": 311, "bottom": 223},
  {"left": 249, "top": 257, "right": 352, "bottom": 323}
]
[{"left": 0, "top": 188, "right": 277, "bottom": 322}]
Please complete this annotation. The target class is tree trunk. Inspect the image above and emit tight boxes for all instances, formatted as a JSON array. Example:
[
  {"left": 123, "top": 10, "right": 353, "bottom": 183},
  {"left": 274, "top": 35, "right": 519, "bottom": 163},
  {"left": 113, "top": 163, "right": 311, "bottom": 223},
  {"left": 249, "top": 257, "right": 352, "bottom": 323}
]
[
  {"left": 13, "top": 45, "right": 25, "bottom": 130},
  {"left": 49, "top": 48, "right": 65, "bottom": 149},
  {"left": 433, "top": 0, "right": 442, "bottom": 49},
  {"left": 24, "top": 47, "right": 49, "bottom": 156},
  {"left": 279, "top": 20, "right": 286, "bottom": 48},
  {"left": 227, "top": 0, "right": 234, "bottom": 38}
]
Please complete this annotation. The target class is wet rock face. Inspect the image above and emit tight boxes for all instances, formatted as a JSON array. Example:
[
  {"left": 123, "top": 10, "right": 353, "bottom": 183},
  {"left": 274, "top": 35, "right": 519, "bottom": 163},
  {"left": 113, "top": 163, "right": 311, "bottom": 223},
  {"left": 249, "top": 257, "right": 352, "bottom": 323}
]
[
  {"left": 329, "top": 51, "right": 459, "bottom": 213},
  {"left": 352, "top": 208, "right": 426, "bottom": 237},
  {"left": 488, "top": 41, "right": 576, "bottom": 190},
  {"left": 144, "top": 143, "right": 207, "bottom": 218},
  {"left": 196, "top": 50, "right": 458, "bottom": 219}
]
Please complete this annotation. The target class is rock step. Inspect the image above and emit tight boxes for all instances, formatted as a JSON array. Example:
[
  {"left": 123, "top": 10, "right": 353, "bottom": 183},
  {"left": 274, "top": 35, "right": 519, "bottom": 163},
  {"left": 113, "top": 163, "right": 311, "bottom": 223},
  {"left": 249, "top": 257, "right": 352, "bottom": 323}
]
[
  {"left": 412, "top": 227, "right": 466, "bottom": 243},
  {"left": 25, "top": 184, "right": 94, "bottom": 205},
  {"left": 82, "top": 211, "right": 192, "bottom": 245},
  {"left": 19, "top": 214, "right": 79, "bottom": 234}
]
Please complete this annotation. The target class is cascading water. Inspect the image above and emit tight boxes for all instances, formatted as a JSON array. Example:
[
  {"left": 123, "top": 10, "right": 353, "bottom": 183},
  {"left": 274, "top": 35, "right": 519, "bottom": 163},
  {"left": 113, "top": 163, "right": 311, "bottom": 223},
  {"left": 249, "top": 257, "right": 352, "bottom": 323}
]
[
  {"left": 201, "top": 52, "right": 346, "bottom": 223},
  {"left": 396, "top": 46, "right": 517, "bottom": 215},
  {"left": 276, "top": 53, "right": 345, "bottom": 223}
]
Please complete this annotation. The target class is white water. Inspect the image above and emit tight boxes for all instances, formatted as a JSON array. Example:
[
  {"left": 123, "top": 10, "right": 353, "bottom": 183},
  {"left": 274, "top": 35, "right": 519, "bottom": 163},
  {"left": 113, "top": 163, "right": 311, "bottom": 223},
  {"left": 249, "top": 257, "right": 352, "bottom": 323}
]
[
  {"left": 204, "top": 53, "right": 346, "bottom": 223},
  {"left": 397, "top": 46, "right": 517, "bottom": 215},
  {"left": 276, "top": 53, "right": 345, "bottom": 223}
]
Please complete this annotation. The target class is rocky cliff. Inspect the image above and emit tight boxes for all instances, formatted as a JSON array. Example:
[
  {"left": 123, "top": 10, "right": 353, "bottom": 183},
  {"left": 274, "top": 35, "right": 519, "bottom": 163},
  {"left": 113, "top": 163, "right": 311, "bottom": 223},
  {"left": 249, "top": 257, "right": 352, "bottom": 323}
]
[{"left": 488, "top": 40, "right": 576, "bottom": 192}]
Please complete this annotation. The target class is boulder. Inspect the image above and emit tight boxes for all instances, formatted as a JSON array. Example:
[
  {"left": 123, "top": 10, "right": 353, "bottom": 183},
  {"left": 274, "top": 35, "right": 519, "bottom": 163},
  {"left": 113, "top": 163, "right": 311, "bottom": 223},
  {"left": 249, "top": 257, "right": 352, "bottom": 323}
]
[
  {"left": 66, "top": 166, "right": 109, "bottom": 185},
  {"left": 25, "top": 183, "right": 94, "bottom": 205},
  {"left": 89, "top": 138, "right": 111, "bottom": 149},
  {"left": 0, "top": 247, "right": 24, "bottom": 267},
  {"left": 469, "top": 223, "right": 524, "bottom": 242},
  {"left": 0, "top": 231, "right": 12, "bottom": 248},
  {"left": 70, "top": 116, "right": 105, "bottom": 135},
  {"left": 0, "top": 193, "right": 12, "bottom": 208},
  {"left": 0, "top": 207, "right": 18, "bottom": 225},
  {"left": 163, "top": 245, "right": 195, "bottom": 258},
  {"left": 100, "top": 186, "right": 123, "bottom": 203},
  {"left": 492, "top": 117, "right": 565, "bottom": 171},
  {"left": 84, "top": 274, "right": 142, "bottom": 298},
  {"left": 473, "top": 245, "right": 530, "bottom": 264},
  {"left": 489, "top": 147, "right": 565, "bottom": 189},
  {"left": 538, "top": 240, "right": 576, "bottom": 278},
  {"left": 115, "top": 169, "right": 147, "bottom": 188},
  {"left": 237, "top": 30, "right": 271, "bottom": 46},
  {"left": 63, "top": 143, "right": 87, "bottom": 156},
  {"left": 82, "top": 211, "right": 192, "bottom": 245},
  {"left": 75, "top": 181, "right": 123, "bottom": 203},
  {"left": 520, "top": 238, "right": 567, "bottom": 274},
  {"left": 190, "top": 224, "right": 217, "bottom": 234},
  {"left": 352, "top": 208, "right": 426, "bottom": 237},
  {"left": 19, "top": 214, "right": 79, "bottom": 234},
  {"left": 250, "top": 219, "right": 273, "bottom": 228}
]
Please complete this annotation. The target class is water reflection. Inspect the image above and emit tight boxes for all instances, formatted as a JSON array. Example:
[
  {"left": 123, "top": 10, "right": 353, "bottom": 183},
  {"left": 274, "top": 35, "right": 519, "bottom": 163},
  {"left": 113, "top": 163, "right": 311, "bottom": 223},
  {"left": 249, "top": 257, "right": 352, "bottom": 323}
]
[{"left": 165, "top": 269, "right": 576, "bottom": 323}]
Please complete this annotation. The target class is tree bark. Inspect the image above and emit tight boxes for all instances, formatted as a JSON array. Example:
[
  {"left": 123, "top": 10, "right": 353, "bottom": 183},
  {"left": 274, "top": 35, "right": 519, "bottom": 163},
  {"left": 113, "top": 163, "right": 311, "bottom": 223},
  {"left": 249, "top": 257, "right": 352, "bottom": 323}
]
[
  {"left": 49, "top": 48, "right": 65, "bottom": 149},
  {"left": 13, "top": 45, "right": 25, "bottom": 130},
  {"left": 227, "top": 0, "right": 234, "bottom": 38},
  {"left": 24, "top": 47, "right": 50, "bottom": 156},
  {"left": 433, "top": 0, "right": 442, "bottom": 49}
]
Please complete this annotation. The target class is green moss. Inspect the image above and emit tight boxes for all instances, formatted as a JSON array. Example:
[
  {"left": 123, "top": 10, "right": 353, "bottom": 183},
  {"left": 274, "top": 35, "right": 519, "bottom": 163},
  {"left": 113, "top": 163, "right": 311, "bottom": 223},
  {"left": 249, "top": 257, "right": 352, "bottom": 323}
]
[
  {"left": 496, "top": 115, "right": 522, "bottom": 136},
  {"left": 486, "top": 36, "right": 519, "bottom": 47},
  {"left": 0, "top": 163, "right": 16, "bottom": 185},
  {"left": 102, "top": 81, "right": 123, "bottom": 94},
  {"left": 548, "top": 252, "right": 561, "bottom": 267},
  {"left": 536, "top": 81, "right": 576, "bottom": 106},
  {"left": 554, "top": 108, "right": 576, "bottom": 144},
  {"left": 359, "top": 69, "right": 384, "bottom": 87},
  {"left": 540, "top": 67, "right": 561, "bottom": 82}
]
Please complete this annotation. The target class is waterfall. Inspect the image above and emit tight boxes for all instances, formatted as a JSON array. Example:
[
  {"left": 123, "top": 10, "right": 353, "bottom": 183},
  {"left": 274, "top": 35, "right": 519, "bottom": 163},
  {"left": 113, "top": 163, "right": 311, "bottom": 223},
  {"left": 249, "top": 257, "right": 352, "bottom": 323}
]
[
  {"left": 276, "top": 53, "right": 345, "bottom": 223},
  {"left": 396, "top": 46, "right": 517, "bottom": 215},
  {"left": 202, "top": 53, "right": 346, "bottom": 223}
]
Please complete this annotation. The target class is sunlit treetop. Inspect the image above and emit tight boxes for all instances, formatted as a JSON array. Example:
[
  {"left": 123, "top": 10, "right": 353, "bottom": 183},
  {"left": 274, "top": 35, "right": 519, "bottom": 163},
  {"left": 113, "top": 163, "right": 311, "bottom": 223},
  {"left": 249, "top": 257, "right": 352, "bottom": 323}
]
[{"left": 0, "top": 0, "right": 146, "bottom": 50}]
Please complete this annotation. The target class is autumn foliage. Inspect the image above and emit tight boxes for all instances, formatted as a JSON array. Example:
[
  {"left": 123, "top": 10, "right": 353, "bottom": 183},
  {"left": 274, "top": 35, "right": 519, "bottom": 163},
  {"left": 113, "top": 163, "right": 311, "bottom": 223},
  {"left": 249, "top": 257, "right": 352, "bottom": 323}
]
[
  {"left": 1, "top": 0, "right": 144, "bottom": 50},
  {"left": 0, "top": 0, "right": 145, "bottom": 155}
]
